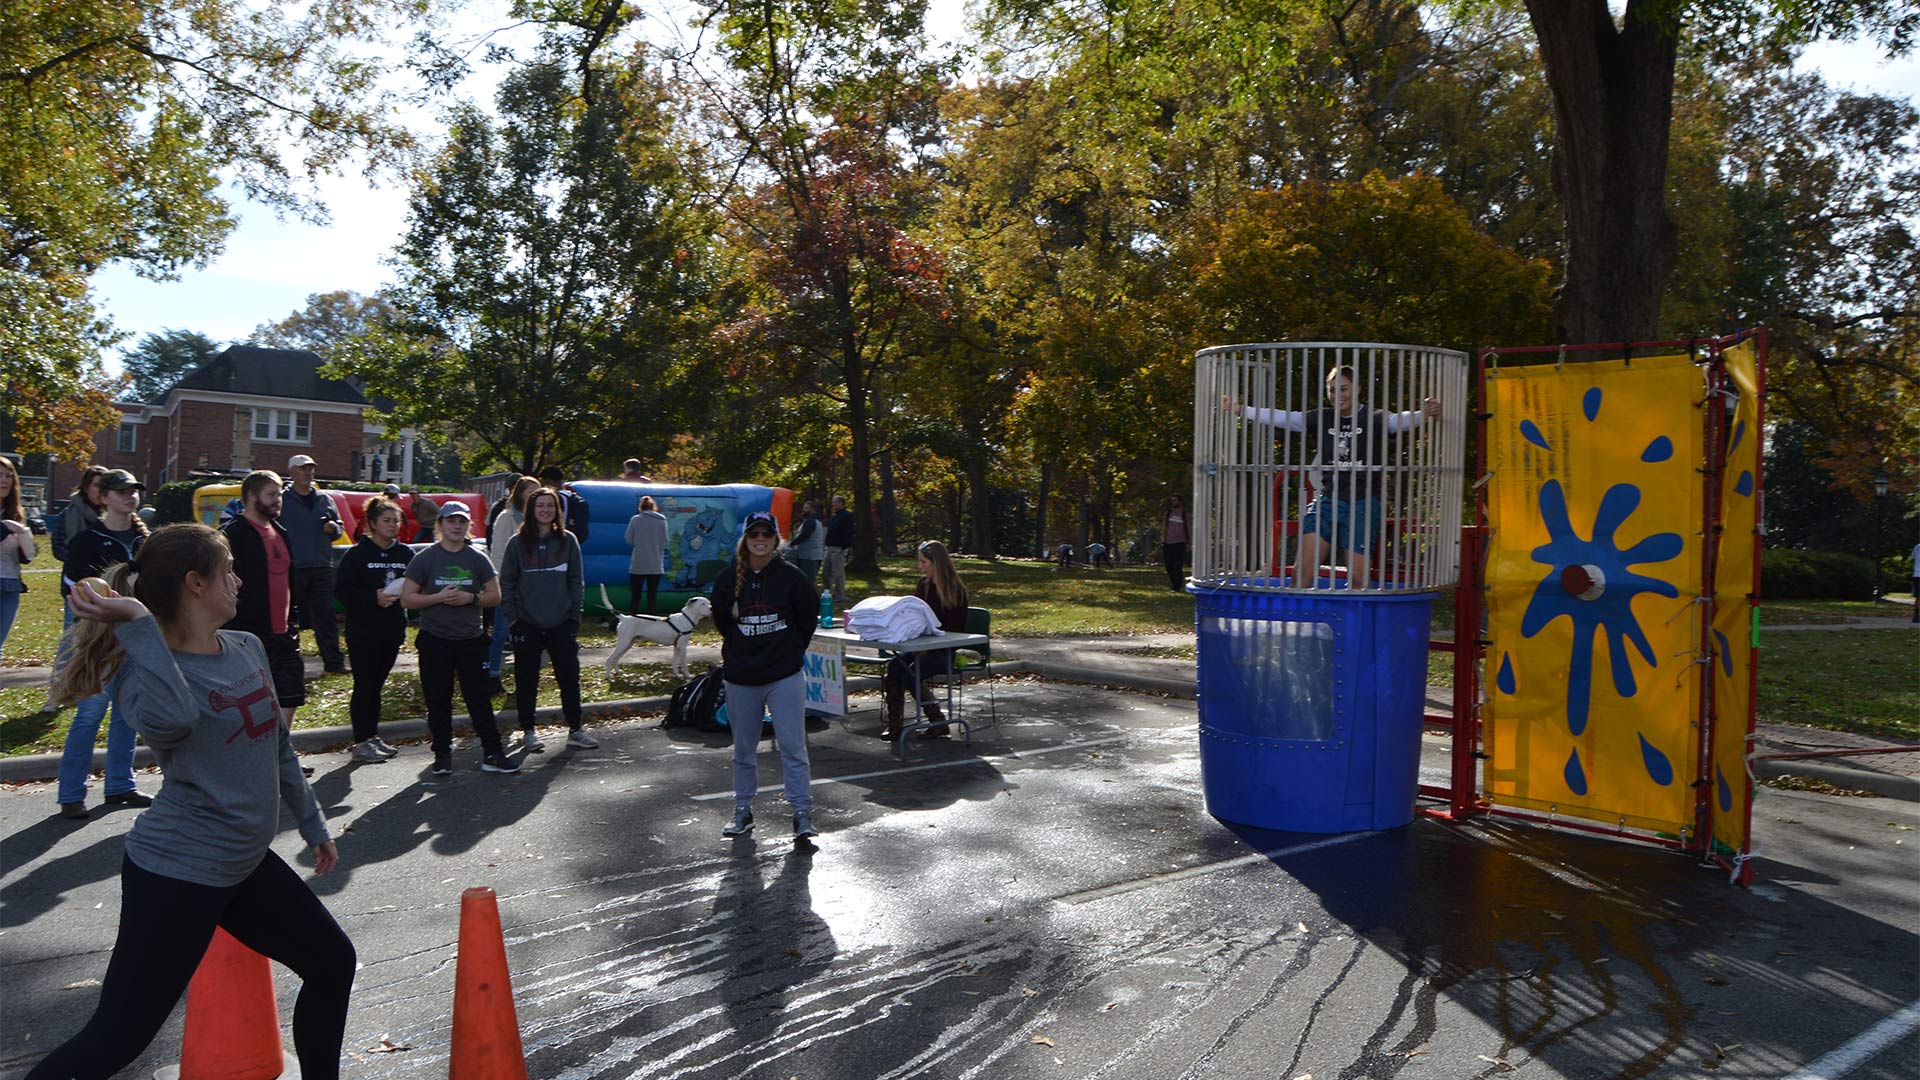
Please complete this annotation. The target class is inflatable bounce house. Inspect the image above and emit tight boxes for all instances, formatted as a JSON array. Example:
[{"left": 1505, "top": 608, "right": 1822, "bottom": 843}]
[{"left": 569, "top": 482, "right": 794, "bottom": 615}]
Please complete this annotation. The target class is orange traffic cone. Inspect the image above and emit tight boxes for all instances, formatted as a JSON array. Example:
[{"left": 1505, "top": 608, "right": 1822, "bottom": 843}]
[
  {"left": 179, "top": 927, "right": 285, "bottom": 1080},
  {"left": 449, "top": 887, "right": 527, "bottom": 1080}
]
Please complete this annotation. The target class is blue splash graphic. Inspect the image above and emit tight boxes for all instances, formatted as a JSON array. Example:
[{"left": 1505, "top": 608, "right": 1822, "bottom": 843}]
[
  {"left": 1716, "top": 763, "right": 1732, "bottom": 812},
  {"left": 1497, "top": 652, "right": 1516, "bottom": 695},
  {"left": 1641, "top": 436, "right": 1673, "bottom": 463},
  {"left": 1735, "top": 471, "right": 1754, "bottom": 496},
  {"left": 1713, "top": 629, "right": 1732, "bottom": 676},
  {"left": 1730, "top": 418, "right": 1746, "bottom": 453},
  {"left": 1521, "top": 480, "right": 1683, "bottom": 736},
  {"left": 1565, "top": 749, "right": 1589, "bottom": 795},
  {"left": 1520, "top": 420, "right": 1552, "bottom": 450},
  {"left": 1639, "top": 733, "right": 1674, "bottom": 785},
  {"left": 1583, "top": 387, "right": 1602, "bottom": 422}
]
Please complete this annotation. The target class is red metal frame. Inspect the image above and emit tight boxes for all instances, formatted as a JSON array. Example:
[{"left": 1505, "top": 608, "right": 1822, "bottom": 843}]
[{"left": 1415, "top": 333, "right": 1767, "bottom": 884}]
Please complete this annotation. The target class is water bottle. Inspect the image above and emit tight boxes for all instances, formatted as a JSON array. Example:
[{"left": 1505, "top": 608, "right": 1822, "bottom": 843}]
[{"left": 819, "top": 589, "right": 834, "bottom": 628}]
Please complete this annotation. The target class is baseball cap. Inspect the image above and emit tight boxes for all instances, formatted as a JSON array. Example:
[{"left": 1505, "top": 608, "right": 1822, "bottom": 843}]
[
  {"left": 286, "top": 454, "right": 317, "bottom": 469},
  {"left": 437, "top": 500, "right": 472, "bottom": 520},
  {"left": 100, "top": 469, "right": 143, "bottom": 492},
  {"left": 382, "top": 484, "right": 402, "bottom": 496},
  {"left": 742, "top": 511, "right": 778, "bottom": 535}
]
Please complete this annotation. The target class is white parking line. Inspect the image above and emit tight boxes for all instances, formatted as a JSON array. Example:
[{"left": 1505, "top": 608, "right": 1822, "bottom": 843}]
[
  {"left": 688, "top": 735, "right": 1133, "bottom": 801},
  {"left": 1054, "top": 831, "right": 1377, "bottom": 905},
  {"left": 1782, "top": 997, "right": 1920, "bottom": 1080}
]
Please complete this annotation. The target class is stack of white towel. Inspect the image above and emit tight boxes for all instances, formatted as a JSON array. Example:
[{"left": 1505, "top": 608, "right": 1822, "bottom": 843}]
[{"left": 844, "top": 595, "right": 944, "bottom": 641}]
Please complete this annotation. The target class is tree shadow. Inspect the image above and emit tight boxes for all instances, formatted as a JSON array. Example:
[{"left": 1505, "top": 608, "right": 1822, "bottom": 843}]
[{"left": 0, "top": 824, "right": 125, "bottom": 928}]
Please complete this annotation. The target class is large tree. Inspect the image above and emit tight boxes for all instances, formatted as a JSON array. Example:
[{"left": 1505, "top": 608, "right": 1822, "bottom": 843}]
[
  {"left": 333, "top": 52, "right": 720, "bottom": 475},
  {"left": 121, "top": 329, "right": 222, "bottom": 403},
  {"left": 252, "top": 291, "right": 400, "bottom": 357},
  {"left": 1, "top": 0, "right": 431, "bottom": 452},
  {"left": 1519, "top": 0, "right": 1914, "bottom": 342}
]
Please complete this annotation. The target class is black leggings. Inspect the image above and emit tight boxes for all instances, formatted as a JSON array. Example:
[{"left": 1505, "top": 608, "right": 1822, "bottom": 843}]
[
  {"left": 512, "top": 620, "right": 583, "bottom": 730},
  {"left": 26, "top": 853, "right": 356, "bottom": 1080},
  {"left": 628, "top": 573, "right": 661, "bottom": 615},
  {"left": 345, "top": 625, "right": 405, "bottom": 741}
]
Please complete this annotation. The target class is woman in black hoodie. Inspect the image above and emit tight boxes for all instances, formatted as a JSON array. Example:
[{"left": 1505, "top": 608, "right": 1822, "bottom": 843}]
[
  {"left": 708, "top": 510, "right": 819, "bottom": 844},
  {"left": 333, "top": 496, "right": 413, "bottom": 763}
]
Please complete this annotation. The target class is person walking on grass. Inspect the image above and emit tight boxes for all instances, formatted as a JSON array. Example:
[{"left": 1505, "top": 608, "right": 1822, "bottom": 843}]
[
  {"left": 28, "top": 524, "right": 353, "bottom": 1080},
  {"left": 334, "top": 495, "right": 412, "bottom": 763},
  {"left": 499, "top": 487, "right": 594, "bottom": 752},
  {"left": 485, "top": 476, "right": 538, "bottom": 694},
  {"left": 1161, "top": 494, "right": 1190, "bottom": 590},
  {"left": 280, "top": 454, "right": 348, "bottom": 675},
  {"left": 401, "top": 502, "right": 516, "bottom": 776},
  {"left": 0, "top": 456, "right": 36, "bottom": 660},
  {"left": 710, "top": 511, "right": 821, "bottom": 845},
  {"left": 54, "top": 469, "right": 152, "bottom": 820},
  {"left": 822, "top": 495, "right": 853, "bottom": 604},
  {"left": 625, "top": 494, "right": 669, "bottom": 614}
]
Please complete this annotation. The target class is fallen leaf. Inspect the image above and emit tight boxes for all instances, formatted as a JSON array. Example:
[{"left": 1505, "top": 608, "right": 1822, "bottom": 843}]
[
  {"left": 1702, "top": 975, "right": 1730, "bottom": 986},
  {"left": 1405, "top": 1047, "right": 1427, "bottom": 1058},
  {"left": 61, "top": 979, "right": 102, "bottom": 990},
  {"left": 1031, "top": 1035, "right": 1055, "bottom": 1047},
  {"left": 1716, "top": 1044, "right": 1742, "bottom": 1054},
  {"left": 785, "top": 949, "right": 803, "bottom": 958},
  {"left": 1102, "top": 1001, "right": 1119, "bottom": 1012},
  {"left": 962, "top": 991, "right": 982, "bottom": 996},
  {"left": 984, "top": 916, "right": 994, "bottom": 924},
  {"left": 366, "top": 1034, "right": 411, "bottom": 1054},
  {"left": 1478, "top": 1055, "right": 1511, "bottom": 1070},
  {"left": 1022, "top": 986, "right": 1039, "bottom": 997}
]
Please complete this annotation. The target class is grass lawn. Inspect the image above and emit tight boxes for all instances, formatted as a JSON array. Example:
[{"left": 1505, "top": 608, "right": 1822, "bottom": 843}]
[{"left": 4, "top": 559, "right": 1911, "bottom": 754}]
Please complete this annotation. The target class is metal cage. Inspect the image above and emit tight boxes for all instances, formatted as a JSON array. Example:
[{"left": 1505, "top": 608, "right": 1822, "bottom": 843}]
[{"left": 1193, "top": 342, "right": 1468, "bottom": 592}]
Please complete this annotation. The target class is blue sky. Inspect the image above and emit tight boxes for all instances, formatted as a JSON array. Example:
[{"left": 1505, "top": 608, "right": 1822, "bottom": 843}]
[{"left": 89, "top": 18, "right": 1918, "bottom": 373}]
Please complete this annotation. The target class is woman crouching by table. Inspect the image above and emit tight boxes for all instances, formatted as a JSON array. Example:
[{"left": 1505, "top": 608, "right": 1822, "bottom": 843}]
[
  {"left": 710, "top": 510, "right": 821, "bottom": 844},
  {"left": 883, "top": 540, "right": 970, "bottom": 742},
  {"left": 26, "top": 524, "right": 352, "bottom": 1080}
]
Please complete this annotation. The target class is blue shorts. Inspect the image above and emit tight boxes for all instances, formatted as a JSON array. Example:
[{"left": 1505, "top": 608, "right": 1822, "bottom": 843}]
[{"left": 1301, "top": 497, "right": 1381, "bottom": 554}]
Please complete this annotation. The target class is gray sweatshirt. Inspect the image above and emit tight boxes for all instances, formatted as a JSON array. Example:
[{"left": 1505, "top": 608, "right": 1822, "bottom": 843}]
[
  {"left": 624, "top": 511, "right": 668, "bottom": 575},
  {"left": 111, "top": 616, "right": 329, "bottom": 887},
  {"left": 498, "top": 529, "right": 583, "bottom": 629}
]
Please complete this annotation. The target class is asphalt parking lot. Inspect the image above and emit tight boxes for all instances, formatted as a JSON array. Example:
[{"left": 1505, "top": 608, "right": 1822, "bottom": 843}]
[{"left": 3, "top": 677, "right": 1916, "bottom": 1079}]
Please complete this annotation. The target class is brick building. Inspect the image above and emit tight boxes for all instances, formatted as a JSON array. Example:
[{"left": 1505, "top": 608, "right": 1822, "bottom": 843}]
[{"left": 38, "top": 346, "right": 421, "bottom": 506}]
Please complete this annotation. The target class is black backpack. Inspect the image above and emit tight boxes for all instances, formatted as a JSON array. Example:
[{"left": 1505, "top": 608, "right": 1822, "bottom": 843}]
[{"left": 664, "top": 667, "right": 727, "bottom": 732}]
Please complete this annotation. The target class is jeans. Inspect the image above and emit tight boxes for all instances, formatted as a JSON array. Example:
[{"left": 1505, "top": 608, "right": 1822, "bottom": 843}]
[
  {"left": 510, "top": 620, "right": 582, "bottom": 731},
  {"left": 290, "top": 564, "right": 345, "bottom": 669},
  {"left": 57, "top": 600, "right": 137, "bottom": 805},
  {"left": 344, "top": 624, "right": 405, "bottom": 742},
  {"left": 486, "top": 607, "right": 510, "bottom": 676},
  {"left": 0, "top": 585, "right": 20, "bottom": 659},
  {"left": 23, "top": 853, "right": 355, "bottom": 1080},
  {"left": 415, "top": 630, "right": 504, "bottom": 758},
  {"left": 727, "top": 671, "right": 810, "bottom": 812}
]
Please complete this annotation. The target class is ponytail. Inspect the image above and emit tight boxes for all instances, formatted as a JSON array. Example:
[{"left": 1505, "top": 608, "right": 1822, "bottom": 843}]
[
  {"left": 731, "top": 535, "right": 751, "bottom": 619},
  {"left": 51, "top": 525, "right": 231, "bottom": 704}
]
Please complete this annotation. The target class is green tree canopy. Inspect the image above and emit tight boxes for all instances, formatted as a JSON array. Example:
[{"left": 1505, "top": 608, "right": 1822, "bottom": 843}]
[{"left": 121, "top": 329, "right": 222, "bottom": 403}]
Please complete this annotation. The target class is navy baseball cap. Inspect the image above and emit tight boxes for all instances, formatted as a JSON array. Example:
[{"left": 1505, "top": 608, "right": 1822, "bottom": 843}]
[{"left": 742, "top": 511, "right": 778, "bottom": 535}]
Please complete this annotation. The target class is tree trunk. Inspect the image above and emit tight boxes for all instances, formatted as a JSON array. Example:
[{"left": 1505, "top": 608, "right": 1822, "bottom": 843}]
[
  {"left": 967, "top": 457, "right": 996, "bottom": 559},
  {"left": 1524, "top": 0, "right": 1679, "bottom": 344},
  {"left": 838, "top": 287, "right": 879, "bottom": 573},
  {"left": 1035, "top": 459, "right": 1051, "bottom": 559},
  {"left": 878, "top": 449, "right": 898, "bottom": 556}
]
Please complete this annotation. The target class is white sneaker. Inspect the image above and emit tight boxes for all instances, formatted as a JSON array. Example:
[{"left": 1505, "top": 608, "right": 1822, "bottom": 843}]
[
  {"left": 566, "top": 729, "right": 599, "bottom": 749},
  {"left": 369, "top": 737, "right": 400, "bottom": 758},
  {"left": 520, "top": 728, "right": 545, "bottom": 754},
  {"left": 351, "top": 740, "right": 388, "bottom": 764}
]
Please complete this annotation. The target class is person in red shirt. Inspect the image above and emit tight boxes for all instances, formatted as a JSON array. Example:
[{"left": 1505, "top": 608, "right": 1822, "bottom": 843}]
[{"left": 220, "top": 471, "right": 307, "bottom": 724}]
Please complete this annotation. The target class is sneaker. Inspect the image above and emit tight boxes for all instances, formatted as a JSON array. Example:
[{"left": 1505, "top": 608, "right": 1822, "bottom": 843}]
[
  {"left": 520, "top": 728, "right": 545, "bottom": 754},
  {"left": 566, "top": 728, "right": 599, "bottom": 750},
  {"left": 369, "top": 737, "right": 400, "bottom": 758},
  {"left": 351, "top": 740, "right": 389, "bottom": 764},
  {"left": 104, "top": 790, "right": 153, "bottom": 807},
  {"left": 480, "top": 752, "right": 521, "bottom": 775},
  {"left": 722, "top": 806, "right": 754, "bottom": 837},
  {"left": 431, "top": 754, "right": 454, "bottom": 776},
  {"left": 792, "top": 810, "right": 818, "bottom": 839}
]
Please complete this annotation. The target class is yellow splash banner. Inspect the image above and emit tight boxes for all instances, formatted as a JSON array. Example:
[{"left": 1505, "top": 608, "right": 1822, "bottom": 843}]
[
  {"left": 1710, "top": 341, "right": 1761, "bottom": 857},
  {"left": 1484, "top": 355, "right": 1706, "bottom": 834}
]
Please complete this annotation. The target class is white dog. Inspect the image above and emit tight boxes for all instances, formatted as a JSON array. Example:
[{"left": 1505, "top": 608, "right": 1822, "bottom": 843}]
[{"left": 601, "top": 587, "right": 714, "bottom": 679}]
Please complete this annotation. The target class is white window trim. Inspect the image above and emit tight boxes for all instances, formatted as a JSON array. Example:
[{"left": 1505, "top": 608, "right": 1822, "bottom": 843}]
[{"left": 252, "top": 407, "right": 314, "bottom": 446}]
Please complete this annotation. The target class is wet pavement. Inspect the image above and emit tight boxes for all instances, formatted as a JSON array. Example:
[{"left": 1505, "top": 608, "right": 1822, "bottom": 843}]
[{"left": 2, "top": 679, "right": 1917, "bottom": 1079}]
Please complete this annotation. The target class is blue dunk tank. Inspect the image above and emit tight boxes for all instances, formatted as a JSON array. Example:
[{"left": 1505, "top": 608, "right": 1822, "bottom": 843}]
[
  {"left": 568, "top": 482, "right": 794, "bottom": 615},
  {"left": 1189, "top": 343, "right": 1468, "bottom": 832}
]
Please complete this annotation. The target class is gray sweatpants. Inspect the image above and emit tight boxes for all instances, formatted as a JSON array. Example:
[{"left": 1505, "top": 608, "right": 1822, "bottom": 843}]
[
  {"left": 727, "top": 671, "right": 811, "bottom": 812},
  {"left": 823, "top": 546, "right": 849, "bottom": 602}
]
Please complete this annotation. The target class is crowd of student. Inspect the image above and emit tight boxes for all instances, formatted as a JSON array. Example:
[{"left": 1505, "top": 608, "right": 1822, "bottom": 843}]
[{"left": 16, "top": 454, "right": 987, "bottom": 1078}]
